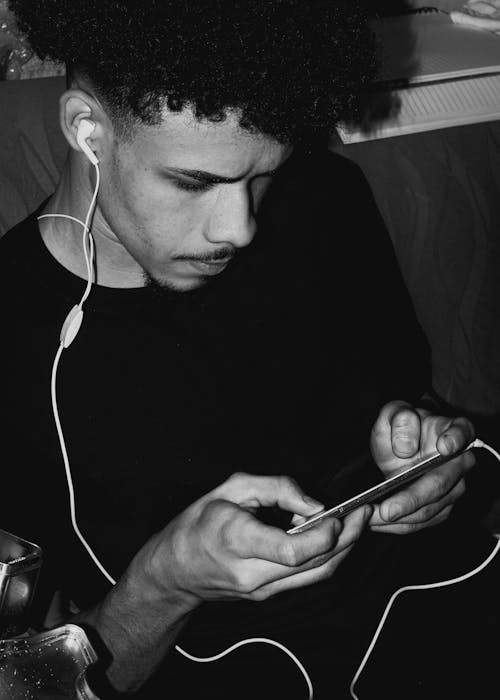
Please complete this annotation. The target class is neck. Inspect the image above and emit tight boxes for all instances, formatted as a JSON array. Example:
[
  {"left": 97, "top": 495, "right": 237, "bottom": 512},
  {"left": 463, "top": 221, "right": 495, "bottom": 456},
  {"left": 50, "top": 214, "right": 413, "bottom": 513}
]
[{"left": 39, "top": 154, "right": 145, "bottom": 289}]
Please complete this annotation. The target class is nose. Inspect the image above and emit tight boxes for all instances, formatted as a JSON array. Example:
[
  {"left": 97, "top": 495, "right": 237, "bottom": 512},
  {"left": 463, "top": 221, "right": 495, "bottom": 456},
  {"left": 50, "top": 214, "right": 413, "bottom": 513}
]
[{"left": 205, "top": 185, "right": 256, "bottom": 249}]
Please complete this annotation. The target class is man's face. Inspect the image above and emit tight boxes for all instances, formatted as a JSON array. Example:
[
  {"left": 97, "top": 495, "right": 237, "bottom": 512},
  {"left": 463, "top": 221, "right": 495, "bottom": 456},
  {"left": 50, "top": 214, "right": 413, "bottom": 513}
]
[{"left": 97, "top": 108, "right": 292, "bottom": 291}]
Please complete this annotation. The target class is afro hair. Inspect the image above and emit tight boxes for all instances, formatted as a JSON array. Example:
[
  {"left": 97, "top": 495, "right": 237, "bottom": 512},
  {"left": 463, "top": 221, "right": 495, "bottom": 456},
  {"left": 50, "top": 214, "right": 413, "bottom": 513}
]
[{"left": 9, "top": 0, "right": 378, "bottom": 143}]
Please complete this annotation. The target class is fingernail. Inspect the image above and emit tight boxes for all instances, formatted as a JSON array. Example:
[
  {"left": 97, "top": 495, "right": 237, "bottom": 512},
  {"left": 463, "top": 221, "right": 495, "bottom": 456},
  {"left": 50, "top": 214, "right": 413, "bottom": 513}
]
[
  {"left": 389, "top": 504, "right": 402, "bottom": 521},
  {"left": 396, "top": 437, "right": 414, "bottom": 454}
]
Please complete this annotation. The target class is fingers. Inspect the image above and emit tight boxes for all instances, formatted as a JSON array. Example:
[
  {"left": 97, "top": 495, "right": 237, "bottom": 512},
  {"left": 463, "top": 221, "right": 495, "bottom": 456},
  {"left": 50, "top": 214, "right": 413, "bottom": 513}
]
[
  {"left": 371, "top": 400, "right": 408, "bottom": 449},
  {"left": 241, "top": 506, "right": 372, "bottom": 599},
  {"left": 370, "top": 400, "right": 476, "bottom": 525},
  {"left": 371, "top": 504, "right": 454, "bottom": 535},
  {"left": 331, "top": 505, "right": 372, "bottom": 556},
  {"left": 384, "top": 447, "right": 473, "bottom": 520},
  {"left": 435, "top": 415, "right": 475, "bottom": 457},
  {"left": 378, "top": 458, "right": 461, "bottom": 522},
  {"left": 223, "top": 500, "right": 367, "bottom": 568},
  {"left": 212, "top": 472, "right": 324, "bottom": 520},
  {"left": 371, "top": 400, "right": 421, "bottom": 463},
  {"left": 232, "top": 508, "right": 342, "bottom": 566},
  {"left": 274, "top": 505, "right": 371, "bottom": 577},
  {"left": 251, "top": 545, "right": 354, "bottom": 600},
  {"left": 372, "top": 403, "right": 474, "bottom": 466},
  {"left": 370, "top": 477, "right": 467, "bottom": 532},
  {"left": 390, "top": 405, "right": 421, "bottom": 458}
]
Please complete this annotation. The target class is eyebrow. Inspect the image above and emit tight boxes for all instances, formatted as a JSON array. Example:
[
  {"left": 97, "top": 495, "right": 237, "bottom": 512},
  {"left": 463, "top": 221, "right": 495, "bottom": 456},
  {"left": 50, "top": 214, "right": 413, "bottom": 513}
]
[{"left": 164, "top": 166, "right": 279, "bottom": 185}]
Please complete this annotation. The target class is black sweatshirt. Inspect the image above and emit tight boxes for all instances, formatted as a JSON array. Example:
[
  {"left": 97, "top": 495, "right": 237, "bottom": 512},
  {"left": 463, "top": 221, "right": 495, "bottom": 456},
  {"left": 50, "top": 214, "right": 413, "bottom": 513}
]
[{"left": 3, "top": 150, "right": 489, "bottom": 699}]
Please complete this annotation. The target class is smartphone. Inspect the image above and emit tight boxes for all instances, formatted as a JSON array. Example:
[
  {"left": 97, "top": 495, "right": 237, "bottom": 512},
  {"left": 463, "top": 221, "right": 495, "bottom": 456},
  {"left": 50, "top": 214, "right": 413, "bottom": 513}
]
[{"left": 287, "top": 442, "right": 475, "bottom": 534}]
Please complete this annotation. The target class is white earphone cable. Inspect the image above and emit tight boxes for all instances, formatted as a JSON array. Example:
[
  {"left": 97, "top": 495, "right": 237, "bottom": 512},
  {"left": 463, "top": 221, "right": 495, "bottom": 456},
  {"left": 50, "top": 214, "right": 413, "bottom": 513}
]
[
  {"left": 38, "top": 160, "right": 500, "bottom": 700},
  {"left": 38, "top": 162, "right": 99, "bottom": 307},
  {"left": 39, "top": 163, "right": 314, "bottom": 699},
  {"left": 349, "top": 438, "right": 500, "bottom": 700}
]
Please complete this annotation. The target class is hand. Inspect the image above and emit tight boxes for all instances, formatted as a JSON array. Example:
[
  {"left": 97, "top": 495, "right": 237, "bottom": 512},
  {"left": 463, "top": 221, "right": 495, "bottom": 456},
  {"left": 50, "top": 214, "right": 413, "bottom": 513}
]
[
  {"left": 368, "top": 401, "right": 475, "bottom": 534},
  {"left": 144, "top": 472, "right": 371, "bottom": 606}
]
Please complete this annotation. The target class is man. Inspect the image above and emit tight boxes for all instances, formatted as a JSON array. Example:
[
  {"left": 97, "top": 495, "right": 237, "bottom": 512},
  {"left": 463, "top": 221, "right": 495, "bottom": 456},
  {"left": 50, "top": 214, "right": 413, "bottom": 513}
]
[{"left": 1, "top": 1, "right": 490, "bottom": 698}]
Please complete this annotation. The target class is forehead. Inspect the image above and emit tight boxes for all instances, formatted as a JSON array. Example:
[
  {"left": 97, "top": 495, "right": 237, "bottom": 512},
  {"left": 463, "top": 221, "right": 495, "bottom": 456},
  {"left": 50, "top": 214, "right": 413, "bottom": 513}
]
[{"left": 126, "top": 108, "right": 290, "bottom": 174}]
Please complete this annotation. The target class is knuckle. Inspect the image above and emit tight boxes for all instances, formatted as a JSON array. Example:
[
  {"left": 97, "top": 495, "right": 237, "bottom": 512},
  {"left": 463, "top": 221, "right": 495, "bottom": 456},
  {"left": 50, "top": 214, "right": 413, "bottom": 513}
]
[
  {"left": 418, "top": 503, "right": 436, "bottom": 521},
  {"left": 285, "top": 475, "right": 300, "bottom": 491},
  {"left": 441, "top": 504, "right": 454, "bottom": 520},
  {"left": 428, "top": 471, "right": 451, "bottom": 496},
  {"left": 401, "top": 523, "right": 421, "bottom": 534},
  {"left": 435, "top": 415, "right": 453, "bottom": 433},
  {"left": 426, "top": 509, "right": 450, "bottom": 529},
  {"left": 248, "top": 588, "right": 273, "bottom": 602},
  {"left": 275, "top": 474, "right": 298, "bottom": 492},
  {"left": 218, "top": 519, "right": 237, "bottom": 553},
  {"left": 324, "top": 557, "right": 339, "bottom": 576},
  {"left": 310, "top": 552, "right": 331, "bottom": 570},
  {"left": 392, "top": 522, "right": 418, "bottom": 535},
  {"left": 277, "top": 539, "right": 300, "bottom": 567},
  {"left": 202, "top": 498, "right": 225, "bottom": 522},
  {"left": 228, "top": 471, "right": 249, "bottom": 483},
  {"left": 456, "top": 478, "right": 467, "bottom": 498},
  {"left": 314, "top": 559, "right": 337, "bottom": 582},
  {"left": 401, "top": 493, "right": 419, "bottom": 514},
  {"left": 272, "top": 474, "right": 287, "bottom": 491},
  {"left": 234, "top": 568, "right": 258, "bottom": 595}
]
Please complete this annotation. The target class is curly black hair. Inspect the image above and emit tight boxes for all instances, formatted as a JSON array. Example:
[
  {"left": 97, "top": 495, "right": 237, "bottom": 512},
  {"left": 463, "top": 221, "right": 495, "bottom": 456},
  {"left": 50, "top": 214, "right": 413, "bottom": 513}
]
[{"left": 9, "top": 0, "right": 378, "bottom": 143}]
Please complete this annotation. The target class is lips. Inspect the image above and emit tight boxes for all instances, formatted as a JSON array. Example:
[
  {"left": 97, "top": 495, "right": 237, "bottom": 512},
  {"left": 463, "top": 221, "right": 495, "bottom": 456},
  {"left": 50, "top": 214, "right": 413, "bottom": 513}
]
[{"left": 186, "top": 259, "right": 232, "bottom": 275}]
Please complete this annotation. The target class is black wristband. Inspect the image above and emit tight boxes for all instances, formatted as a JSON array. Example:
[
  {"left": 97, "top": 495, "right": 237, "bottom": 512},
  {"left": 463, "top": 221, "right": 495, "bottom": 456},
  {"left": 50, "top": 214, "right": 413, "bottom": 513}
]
[{"left": 74, "top": 623, "right": 125, "bottom": 699}]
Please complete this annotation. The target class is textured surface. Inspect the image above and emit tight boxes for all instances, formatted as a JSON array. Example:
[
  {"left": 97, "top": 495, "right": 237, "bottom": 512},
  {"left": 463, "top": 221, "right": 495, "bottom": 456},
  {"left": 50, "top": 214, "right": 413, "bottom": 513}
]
[
  {"left": 332, "top": 124, "right": 500, "bottom": 420},
  {"left": 0, "top": 77, "right": 65, "bottom": 235}
]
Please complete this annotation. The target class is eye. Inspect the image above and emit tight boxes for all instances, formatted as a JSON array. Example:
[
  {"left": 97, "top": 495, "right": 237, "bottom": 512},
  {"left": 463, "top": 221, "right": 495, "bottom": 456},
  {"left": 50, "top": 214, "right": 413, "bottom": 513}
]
[{"left": 174, "top": 179, "right": 212, "bottom": 193}]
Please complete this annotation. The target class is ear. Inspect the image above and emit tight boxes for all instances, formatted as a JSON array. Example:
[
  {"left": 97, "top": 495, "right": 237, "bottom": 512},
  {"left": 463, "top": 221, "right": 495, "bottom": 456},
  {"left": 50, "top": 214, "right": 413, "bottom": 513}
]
[{"left": 59, "top": 89, "right": 107, "bottom": 164}]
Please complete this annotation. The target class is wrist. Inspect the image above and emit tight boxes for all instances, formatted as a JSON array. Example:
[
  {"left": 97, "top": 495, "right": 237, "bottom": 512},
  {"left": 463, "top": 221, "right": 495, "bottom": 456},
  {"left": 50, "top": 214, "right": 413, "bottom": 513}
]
[
  {"left": 74, "top": 549, "right": 198, "bottom": 695},
  {"left": 136, "top": 531, "right": 201, "bottom": 612}
]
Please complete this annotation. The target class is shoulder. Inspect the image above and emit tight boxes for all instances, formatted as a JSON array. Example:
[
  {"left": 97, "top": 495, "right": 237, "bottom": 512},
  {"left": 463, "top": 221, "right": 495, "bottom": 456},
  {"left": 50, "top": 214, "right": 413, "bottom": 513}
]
[
  {"left": 258, "top": 146, "right": 431, "bottom": 401},
  {"left": 0, "top": 210, "right": 45, "bottom": 296},
  {"left": 268, "top": 147, "right": 372, "bottom": 205},
  {"left": 0, "top": 210, "right": 40, "bottom": 261},
  {"left": 259, "top": 147, "right": 400, "bottom": 282},
  {"left": 261, "top": 147, "right": 388, "bottom": 249}
]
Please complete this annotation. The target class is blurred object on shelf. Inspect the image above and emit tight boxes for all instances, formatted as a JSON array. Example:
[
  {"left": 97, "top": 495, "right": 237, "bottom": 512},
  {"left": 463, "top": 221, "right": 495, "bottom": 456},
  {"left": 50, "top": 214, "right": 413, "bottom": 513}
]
[
  {"left": 411, "top": 0, "right": 474, "bottom": 9},
  {"left": 0, "top": 529, "right": 42, "bottom": 640},
  {"left": 451, "top": 1, "right": 500, "bottom": 32},
  {"left": 0, "top": 0, "right": 32, "bottom": 79},
  {"left": 0, "top": 0, "right": 64, "bottom": 79},
  {"left": 0, "top": 528, "right": 99, "bottom": 699},
  {"left": 0, "top": 624, "right": 100, "bottom": 699}
]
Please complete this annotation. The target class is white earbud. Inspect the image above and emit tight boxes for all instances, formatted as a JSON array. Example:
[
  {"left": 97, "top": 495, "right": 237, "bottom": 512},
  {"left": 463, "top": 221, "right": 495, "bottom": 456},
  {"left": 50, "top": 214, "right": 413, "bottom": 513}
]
[{"left": 76, "top": 118, "right": 99, "bottom": 166}]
